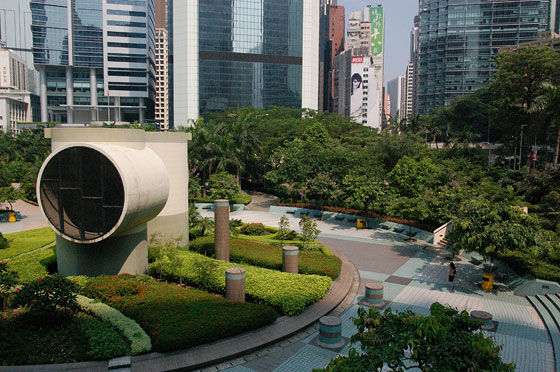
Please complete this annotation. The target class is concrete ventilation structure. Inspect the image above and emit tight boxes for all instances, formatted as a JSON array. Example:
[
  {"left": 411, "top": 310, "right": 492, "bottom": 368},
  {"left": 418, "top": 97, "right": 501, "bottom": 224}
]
[{"left": 37, "top": 127, "right": 190, "bottom": 276}]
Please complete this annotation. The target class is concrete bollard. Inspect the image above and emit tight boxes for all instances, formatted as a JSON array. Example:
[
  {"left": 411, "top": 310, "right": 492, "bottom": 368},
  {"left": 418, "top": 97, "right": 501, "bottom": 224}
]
[
  {"left": 214, "top": 199, "right": 230, "bottom": 262},
  {"left": 225, "top": 267, "right": 245, "bottom": 303},
  {"left": 317, "top": 316, "right": 344, "bottom": 349},
  {"left": 470, "top": 310, "right": 496, "bottom": 331},
  {"left": 282, "top": 246, "right": 299, "bottom": 274},
  {"left": 360, "top": 282, "right": 386, "bottom": 308}
]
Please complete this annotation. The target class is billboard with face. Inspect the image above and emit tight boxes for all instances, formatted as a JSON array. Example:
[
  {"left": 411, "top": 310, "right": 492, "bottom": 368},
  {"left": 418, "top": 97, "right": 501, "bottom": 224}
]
[
  {"left": 350, "top": 56, "right": 366, "bottom": 120},
  {"left": 370, "top": 7, "right": 384, "bottom": 63}
]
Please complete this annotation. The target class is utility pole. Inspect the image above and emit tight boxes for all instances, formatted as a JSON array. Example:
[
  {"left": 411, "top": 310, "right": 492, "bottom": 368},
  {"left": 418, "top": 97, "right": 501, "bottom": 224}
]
[{"left": 519, "top": 124, "right": 527, "bottom": 170}]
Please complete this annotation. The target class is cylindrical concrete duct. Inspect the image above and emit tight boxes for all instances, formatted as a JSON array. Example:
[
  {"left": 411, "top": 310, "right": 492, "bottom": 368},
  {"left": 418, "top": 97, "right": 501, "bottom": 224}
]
[
  {"left": 282, "top": 246, "right": 299, "bottom": 274},
  {"left": 225, "top": 267, "right": 245, "bottom": 303},
  {"left": 214, "top": 199, "right": 230, "bottom": 262},
  {"left": 37, "top": 142, "right": 169, "bottom": 244}
]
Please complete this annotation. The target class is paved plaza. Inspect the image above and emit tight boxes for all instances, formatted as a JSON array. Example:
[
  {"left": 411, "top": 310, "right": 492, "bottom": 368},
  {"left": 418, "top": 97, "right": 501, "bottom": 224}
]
[
  {"left": 198, "top": 209, "right": 555, "bottom": 372},
  {"left": 0, "top": 200, "right": 555, "bottom": 371}
]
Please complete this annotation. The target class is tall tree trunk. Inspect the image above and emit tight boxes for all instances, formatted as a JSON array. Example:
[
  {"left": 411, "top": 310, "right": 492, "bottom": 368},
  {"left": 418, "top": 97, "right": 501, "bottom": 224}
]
[
  {"left": 236, "top": 164, "right": 241, "bottom": 191},
  {"left": 554, "top": 124, "right": 560, "bottom": 167}
]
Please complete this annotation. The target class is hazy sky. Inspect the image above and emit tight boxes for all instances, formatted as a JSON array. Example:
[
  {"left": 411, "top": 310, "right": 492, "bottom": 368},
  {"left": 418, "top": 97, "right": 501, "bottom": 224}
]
[{"left": 337, "top": 0, "right": 419, "bottom": 84}]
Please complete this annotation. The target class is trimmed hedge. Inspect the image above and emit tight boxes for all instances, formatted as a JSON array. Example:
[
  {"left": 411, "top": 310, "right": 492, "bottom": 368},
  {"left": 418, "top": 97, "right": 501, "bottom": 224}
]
[
  {"left": 77, "top": 295, "right": 152, "bottom": 355},
  {"left": 6, "top": 247, "right": 56, "bottom": 283},
  {"left": 230, "top": 240, "right": 341, "bottom": 279},
  {"left": 82, "top": 274, "right": 278, "bottom": 352},
  {"left": 149, "top": 250, "right": 332, "bottom": 315},
  {"left": 0, "top": 310, "right": 129, "bottom": 364},
  {"left": 498, "top": 250, "right": 560, "bottom": 283},
  {"left": 191, "top": 191, "right": 252, "bottom": 205},
  {"left": 0, "top": 228, "right": 55, "bottom": 259}
]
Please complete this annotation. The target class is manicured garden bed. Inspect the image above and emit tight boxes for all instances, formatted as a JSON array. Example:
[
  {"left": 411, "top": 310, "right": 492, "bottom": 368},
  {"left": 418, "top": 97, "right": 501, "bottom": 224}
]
[
  {"left": 149, "top": 250, "right": 332, "bottom": 315},
  {"left": 82, "top": 274, "right": 278, "bottom": 352},
  {"left": 229, "top": 240, "right": 341, "bottom": 279},
  {"left": 6, "top": 247, "right": 56, "bottom": 283},
  {"left": 191, "top": 191, "right": 252, "bottom": 205},
  {"left": 0, "top": 228, "right": 55, "bottom": 259},
  {"left": 0, "top": 309, "right": 129, "bottom": 365}
]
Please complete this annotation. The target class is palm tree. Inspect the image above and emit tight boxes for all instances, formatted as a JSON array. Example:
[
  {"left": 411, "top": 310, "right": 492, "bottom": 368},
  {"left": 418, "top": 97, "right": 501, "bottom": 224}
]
[
  {"left": 531, "top": 84, "right": 560, "bottom": 167},
  {"left": 218, "top": 108, "right": 262, "bottom": 189}
]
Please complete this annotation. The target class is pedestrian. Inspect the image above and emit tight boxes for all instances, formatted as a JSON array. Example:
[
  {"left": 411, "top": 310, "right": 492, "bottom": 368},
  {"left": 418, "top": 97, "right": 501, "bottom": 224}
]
[{"left": 448, "top": 262, "right": 457, "bottom": 290}]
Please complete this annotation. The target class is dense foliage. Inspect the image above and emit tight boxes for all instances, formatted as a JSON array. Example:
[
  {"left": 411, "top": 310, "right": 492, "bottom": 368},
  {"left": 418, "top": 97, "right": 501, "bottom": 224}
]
[
  {"left": 148, "top": 250, "right": 332, "bottom": 315},
  {"left": 82, "top": 274, "right": 278, "bottom": 352},
  {"left": 13, "top": 274, "right": 79, "bottom": 315},
  {"left": 315, "top": 303, "right": 514, "bottom": 372}
]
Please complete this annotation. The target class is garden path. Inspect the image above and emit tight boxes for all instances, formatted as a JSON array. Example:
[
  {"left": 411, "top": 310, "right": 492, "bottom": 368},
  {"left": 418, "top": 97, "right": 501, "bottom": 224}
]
[{"left": 196, "top": 208, "right": 554, "bottom": 372}]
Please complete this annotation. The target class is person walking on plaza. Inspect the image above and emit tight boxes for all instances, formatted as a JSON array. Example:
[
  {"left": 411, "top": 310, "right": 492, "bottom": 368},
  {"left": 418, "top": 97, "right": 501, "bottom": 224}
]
[{"left": 448, "top": 262, "right": 457, "bottom": 290}]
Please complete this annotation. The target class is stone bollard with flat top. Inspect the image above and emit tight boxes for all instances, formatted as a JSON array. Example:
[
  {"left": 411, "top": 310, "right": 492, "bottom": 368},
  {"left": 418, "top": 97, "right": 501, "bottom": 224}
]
[
  {"left": 225, "top": 267, "right": 245, "bottom": 303},
  {"left": 282, "top": 246, "right": 299, "bottom": 273},
  {"left": 359, "top": 282, "right": 387, "bottom": 308},
  {"left": 470, "top": 310, "right": 497, "bottom": 331},
  {"left": 214, "top": 199, "right": 230, "bottom": 262},
  {"left": 317, "top": 316, "right": 344, "bottom": 349}
]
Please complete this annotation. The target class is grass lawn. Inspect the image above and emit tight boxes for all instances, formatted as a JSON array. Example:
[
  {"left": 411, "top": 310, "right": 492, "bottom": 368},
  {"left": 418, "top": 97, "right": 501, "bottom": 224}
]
[
  {"left": 0, "top": 228, "right": 55, "bottom": 260},
  {"left": 0, "top": 309, "right": 129, "bottom": 365},
  {"left": 6, "top": 247, "right": 56, "bottom": 284},
  {"left": 83, "top": 275, "right": 278, "bottom": 353}
]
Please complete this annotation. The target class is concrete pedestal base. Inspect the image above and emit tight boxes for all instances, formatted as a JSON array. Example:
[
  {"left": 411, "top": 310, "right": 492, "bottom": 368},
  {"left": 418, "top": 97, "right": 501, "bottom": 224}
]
[{"left": 56, "top": 224, "right": 148, "bottom": 277}]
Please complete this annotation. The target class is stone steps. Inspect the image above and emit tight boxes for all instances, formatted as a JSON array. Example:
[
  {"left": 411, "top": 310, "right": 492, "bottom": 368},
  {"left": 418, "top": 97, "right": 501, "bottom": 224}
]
[{"left": 527, "top": 294, "right": 560, "bottom": 371}]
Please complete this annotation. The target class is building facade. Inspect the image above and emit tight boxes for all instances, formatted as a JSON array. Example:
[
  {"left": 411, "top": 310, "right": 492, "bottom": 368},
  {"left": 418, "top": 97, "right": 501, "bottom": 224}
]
[
  {"left": 173, "top": 0, "right": 319, "bottom": 126},
  {"left": 30, "top": 0, "right": 156, "bottom": 124},
  {"left": 416, "top": 0, "right": 550, "bottom": 115},
  {"left": 334, "top": 6, "right": 384, "bottom": 130},
  {"left": 387, "top": 75, "right": 405, "bottom": 119},
  {"left": 155, "top": 28, "right": 169, "bottom": 130},
  {"left": 0, "top": 48, "right": 39, "bottom": 132}
]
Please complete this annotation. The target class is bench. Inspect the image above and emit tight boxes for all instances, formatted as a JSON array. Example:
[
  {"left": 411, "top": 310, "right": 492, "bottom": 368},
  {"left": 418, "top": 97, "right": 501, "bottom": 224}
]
[
  {"left": 380, "top": 224, "right": 391, "bottom": 230},
  {"left": 286, "top": 209, "right": 296, "bottom": 214},
  {"left": 334, "top": 215, "right": 345, "bottom": 221},
  {"left": 393, "top": 227, "right": 405, "bottom": 233}
]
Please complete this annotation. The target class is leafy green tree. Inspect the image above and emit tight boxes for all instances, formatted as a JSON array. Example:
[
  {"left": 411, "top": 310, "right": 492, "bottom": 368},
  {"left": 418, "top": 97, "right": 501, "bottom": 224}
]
[
  {"left": 276, "top": 216, "right": 296, "bottom": 245},
  {"left": 389, "top": 156, "right": 439, "bottom": 198},
  {"left": 298, "top": 215, "right": 320, "bottom": 249},
  {"left": 449, "top": 197, "right": 538, "bottom": 265},
  {"left": 342, "top": 170, "right": 386, "bottom": 228},
  {"left": 0, "top": 186, "right": 22, "bottom": 210},
  {"left": 388, "top": 196, "right": 429, "bottom": 238},
  {"left": 305, "top": 172, "right": 341, "bottom": 218},
  {"left": 208, "top": 172, "right": 238, "bottom": 200},
  {"left": 491, "top": 46, "right": 560, "bottom": 165},
  {"left": 314, "top": 303, "right": 515, "bottom": 372}
]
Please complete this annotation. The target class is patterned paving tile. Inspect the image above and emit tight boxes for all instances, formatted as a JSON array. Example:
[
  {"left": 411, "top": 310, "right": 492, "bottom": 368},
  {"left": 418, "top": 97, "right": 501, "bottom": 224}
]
[
  {"left": 273, "top": 344, "right": 338, "bottom": 372},
  {"left": 221, "top": 366, "right": 258, "bottom": 372},
  {"left": 385, "top": 275, "right": 413, "bottom": 285},
  {"left": 358, "top": 270, "right": 390, "bottom": 282}
]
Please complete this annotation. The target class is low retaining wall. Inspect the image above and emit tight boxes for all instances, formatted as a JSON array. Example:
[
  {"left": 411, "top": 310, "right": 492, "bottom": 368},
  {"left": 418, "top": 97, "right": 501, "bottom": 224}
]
[
  {"left": 269, "top": 206, "right": 433, "bottom": 243},
  {"left": 194, "top": 203, "right": 245, "bottom": 212}
]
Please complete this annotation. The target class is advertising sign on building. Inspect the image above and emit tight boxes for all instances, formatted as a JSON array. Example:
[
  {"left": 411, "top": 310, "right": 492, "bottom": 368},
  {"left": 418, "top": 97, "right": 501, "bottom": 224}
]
[
  {"left": 350, "top": 57, "right": 366, "bottom": 120},
  {"left": 369, "top": 7, "right": 384, "bottom": 63},
  {"left": 349, "top": 55, "right": 382, "bottom": 129}
]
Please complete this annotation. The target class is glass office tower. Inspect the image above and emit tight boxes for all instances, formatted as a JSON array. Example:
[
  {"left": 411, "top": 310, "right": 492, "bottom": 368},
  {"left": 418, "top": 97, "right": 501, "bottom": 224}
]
[
  {"left": 416, "top": 0, "right": 550, "bottom": 115},
  {"left": 31, "top": 0, "right": 155, "bottom": 124},
  {"left": 173, "top": 0, "right": 319, "bottom": 126}
]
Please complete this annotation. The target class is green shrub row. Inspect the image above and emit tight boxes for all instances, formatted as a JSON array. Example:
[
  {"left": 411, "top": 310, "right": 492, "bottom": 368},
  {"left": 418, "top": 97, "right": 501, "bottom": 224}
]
[
  {"left": 0, "top": 228, "right": 55, "bottom": 259},
  {"left": 77, "top": 295, "right": 152, "bottom": 355},
  {"left": 149, "top": 251, "right": 332, "bottom": 315},
  {"left": 239, "top": 223, "right": 269, "bottom": 236},
  {"left": 6, "top": 247, "right": 55, "bottom": 283},
  {"left": 498, "top": 250, "right": 560, "bottom": 283},
  {"left": 0, "top": 310, "right": 128, "bottom": 365},
  {"left": 229, "top": 240, "right": 341, "bottom": 279},
  {"left": 82, "top": 274, "right": 277, "bottom": 353},
  {"left": 190, "top": 191, "right": 252, "bottom": 205}
]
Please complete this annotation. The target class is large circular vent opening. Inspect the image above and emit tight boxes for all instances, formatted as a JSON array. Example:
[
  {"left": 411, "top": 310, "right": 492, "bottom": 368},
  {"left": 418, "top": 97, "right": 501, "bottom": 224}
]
[{"left": 39, "top": 146, "right": 125, "bottom": 242}]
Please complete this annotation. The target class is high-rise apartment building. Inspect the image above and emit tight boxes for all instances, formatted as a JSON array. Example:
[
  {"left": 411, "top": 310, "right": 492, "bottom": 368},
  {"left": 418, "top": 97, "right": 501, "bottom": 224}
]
[
  {"left": 416, "top": 0, "right": 550, "bottom": 115},
  {"left": 334, "top": 6, "right": 384, "bottom": 130},
  {"left": 387, "top": 75, "right": 405, "bottom": 119},
  {"left": 405, "top": 62, "right": 414, "bottom": 120},
  {"left": 173, "top": 0, "right": 319, "bottom": 125},
  {"left": 30, "top": 0, "right": 156, "bottom": 124},
  {"left": 155, "top": 28, "right": 169, "bottom": 130},
  {"left": 0, "top": 47, "right": 40, "bottom": 132}
]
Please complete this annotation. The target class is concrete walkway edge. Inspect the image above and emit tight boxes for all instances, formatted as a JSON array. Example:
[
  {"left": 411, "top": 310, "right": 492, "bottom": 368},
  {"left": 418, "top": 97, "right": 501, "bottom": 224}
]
[{"left": 1, "top": 248, "right": 357, "bottom": 372}]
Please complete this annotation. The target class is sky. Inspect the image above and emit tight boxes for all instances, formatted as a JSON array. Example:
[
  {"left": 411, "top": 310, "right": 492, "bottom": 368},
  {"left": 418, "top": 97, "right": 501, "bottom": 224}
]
[{"left": 337, "top": 0, "right": 419, "bottom": 84}]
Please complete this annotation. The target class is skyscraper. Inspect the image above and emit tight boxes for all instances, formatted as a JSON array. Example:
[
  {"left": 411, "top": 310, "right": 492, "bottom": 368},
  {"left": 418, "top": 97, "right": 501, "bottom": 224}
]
[
  {"left": 387, "top": 75, "right": 405, "bottom": 119},
  {"left": 30, "top": 0, "right": 156, "bottom": 124},
  {"left": 334, "top": 6, "right": 384, "bottom": 130},
  {"left": 173, "top": 0, "right": 319, "bottom": 126},
  {"left": 416, "top": 0, "right": 550, "bottom": 115},
  {"left": 155, "top": 28, "right": 169, "bottom": 130}
]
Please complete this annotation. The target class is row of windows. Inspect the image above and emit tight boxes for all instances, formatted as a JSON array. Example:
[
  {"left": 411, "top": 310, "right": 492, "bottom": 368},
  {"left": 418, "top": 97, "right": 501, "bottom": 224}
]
[
  {"left": 107, "top": 9, "right": 146, "bottom": 17},
  {"left": 107, "top": 31, "right": 146, "bottom": 38},
  {"left": 108, "top": 42, "right": 147, "bottom": 49}
]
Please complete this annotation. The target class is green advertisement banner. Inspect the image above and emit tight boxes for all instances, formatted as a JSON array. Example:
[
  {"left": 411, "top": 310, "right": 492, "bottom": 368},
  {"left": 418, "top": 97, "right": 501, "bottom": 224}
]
[{"left": 370, "top": 7, "right": 383, "bottom": 57}]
